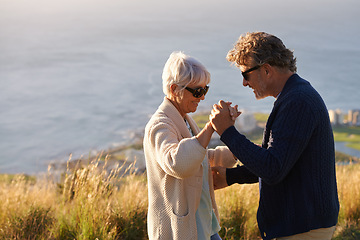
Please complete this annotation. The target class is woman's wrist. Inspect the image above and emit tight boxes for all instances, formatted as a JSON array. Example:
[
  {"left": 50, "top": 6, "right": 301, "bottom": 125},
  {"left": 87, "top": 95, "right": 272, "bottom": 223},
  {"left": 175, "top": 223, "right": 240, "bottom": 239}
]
[{"left": 205, "top": 121, "right": 215, "bottom": 133}]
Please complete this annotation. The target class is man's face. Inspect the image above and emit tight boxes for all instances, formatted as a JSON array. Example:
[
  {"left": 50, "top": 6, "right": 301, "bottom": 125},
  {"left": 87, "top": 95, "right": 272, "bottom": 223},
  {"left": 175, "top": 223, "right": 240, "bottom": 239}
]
[{"left": 240, "top": 65, "right": 268, "bottom": 100}]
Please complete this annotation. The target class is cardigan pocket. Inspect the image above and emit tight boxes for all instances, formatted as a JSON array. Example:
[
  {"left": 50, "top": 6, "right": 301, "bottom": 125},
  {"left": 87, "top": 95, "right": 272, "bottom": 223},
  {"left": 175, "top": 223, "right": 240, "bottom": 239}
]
[{"left": 170, "top": 210, "right": 196, "bottom": 239}]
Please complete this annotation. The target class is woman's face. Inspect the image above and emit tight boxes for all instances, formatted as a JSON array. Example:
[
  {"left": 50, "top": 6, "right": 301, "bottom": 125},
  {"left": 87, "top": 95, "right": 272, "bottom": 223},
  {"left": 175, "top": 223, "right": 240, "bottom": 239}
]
[{"left": 172, "top": 83, "right": 207, "bottom": 117}]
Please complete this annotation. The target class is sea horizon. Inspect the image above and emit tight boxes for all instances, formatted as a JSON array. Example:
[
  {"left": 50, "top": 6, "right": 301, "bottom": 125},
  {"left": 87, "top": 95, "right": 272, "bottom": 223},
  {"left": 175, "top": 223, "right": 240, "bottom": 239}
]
[{"left": 1, "top": 0, "right": 360, "bottom": 174}]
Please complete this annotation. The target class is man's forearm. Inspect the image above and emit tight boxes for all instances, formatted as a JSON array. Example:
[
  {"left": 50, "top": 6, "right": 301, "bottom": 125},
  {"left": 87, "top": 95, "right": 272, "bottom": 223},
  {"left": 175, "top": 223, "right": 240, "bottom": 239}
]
[{"left": 226, "top": 165, "right": 259, "bottom": 185}]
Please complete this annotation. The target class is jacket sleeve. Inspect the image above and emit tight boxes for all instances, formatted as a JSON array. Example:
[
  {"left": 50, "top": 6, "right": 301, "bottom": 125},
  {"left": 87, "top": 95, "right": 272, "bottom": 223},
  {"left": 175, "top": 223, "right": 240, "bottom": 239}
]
[
  {"left": 221, "top": 97, "right": 316, "bottom": 185},
  {"left": 226, "top": 165, "right": 259, "bottom": 185},
  {"left": 147, "top": 118, "right": 206, "bottom": 179}
]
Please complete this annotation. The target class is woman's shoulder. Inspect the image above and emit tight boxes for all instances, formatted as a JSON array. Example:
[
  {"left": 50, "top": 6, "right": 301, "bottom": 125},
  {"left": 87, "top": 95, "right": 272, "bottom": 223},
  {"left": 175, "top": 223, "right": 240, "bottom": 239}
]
[{"left": 145, "top": 109, "right": 177, "bottom": 134}]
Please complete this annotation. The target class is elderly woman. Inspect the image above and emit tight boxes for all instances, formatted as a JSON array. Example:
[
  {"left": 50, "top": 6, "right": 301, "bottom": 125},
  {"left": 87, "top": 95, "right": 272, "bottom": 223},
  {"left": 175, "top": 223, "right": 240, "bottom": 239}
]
[{"left": 143, "top": 51, "right": 239, "bottom": 240}]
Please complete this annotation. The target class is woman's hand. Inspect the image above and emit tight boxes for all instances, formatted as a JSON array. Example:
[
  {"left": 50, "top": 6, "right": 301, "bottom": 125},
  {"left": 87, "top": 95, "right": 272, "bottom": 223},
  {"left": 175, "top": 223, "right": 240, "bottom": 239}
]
[
  {"left": 226, "top": 102, "right": 241, "bottom": 121},
  {"left": 210, "top": 100, "right": 241, "bottom": 135}
]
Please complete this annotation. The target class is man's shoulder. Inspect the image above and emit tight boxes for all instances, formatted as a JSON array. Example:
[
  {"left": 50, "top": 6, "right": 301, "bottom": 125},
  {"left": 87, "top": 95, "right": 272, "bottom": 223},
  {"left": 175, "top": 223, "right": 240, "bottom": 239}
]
[
  {"left": 275, "top": 75, "right": 328, "bottom": 122},
  {"left": 284, "top": 74, "right": 311, "bottom": 92},
  {"left": 280, "top": 74, "right": 322, "bottom": 103}
]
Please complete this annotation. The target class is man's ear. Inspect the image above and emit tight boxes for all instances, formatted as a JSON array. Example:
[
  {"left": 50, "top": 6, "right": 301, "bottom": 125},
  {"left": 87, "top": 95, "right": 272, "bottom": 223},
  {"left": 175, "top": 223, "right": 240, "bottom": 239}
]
[{"left": 263, "top": 63, "right": 272, "bottom": 77}]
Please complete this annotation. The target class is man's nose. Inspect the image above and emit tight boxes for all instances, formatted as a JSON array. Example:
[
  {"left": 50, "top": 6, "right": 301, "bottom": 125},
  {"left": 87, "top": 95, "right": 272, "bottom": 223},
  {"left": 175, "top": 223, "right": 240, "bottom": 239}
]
[{"left": 243, "top": 78, "right": 249, "bottom": 87}]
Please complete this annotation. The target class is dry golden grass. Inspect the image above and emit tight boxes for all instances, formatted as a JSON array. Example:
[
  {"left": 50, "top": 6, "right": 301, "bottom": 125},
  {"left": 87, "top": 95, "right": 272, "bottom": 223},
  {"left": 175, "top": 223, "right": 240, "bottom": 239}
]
[
  {"left": 215, "top": 183, "right": 261, "bottom": 239},
  {"left": 0, "top": 154, "right": 148, "bottom": 240},
  {"left": 215, "top": 163, "right": 360, "bottom": 240},
  {"left": 0, "top": 156, "right": 359, "bottom": 239},
  {"left": 333, "top": 164, "right": 360, "bottom": 239}
]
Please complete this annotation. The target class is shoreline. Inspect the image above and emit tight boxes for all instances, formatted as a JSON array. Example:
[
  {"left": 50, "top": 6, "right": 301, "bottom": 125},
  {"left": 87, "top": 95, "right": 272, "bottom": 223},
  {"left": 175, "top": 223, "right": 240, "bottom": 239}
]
[
  {"left": 42, "top": 124, "right": 360, "bottom": 180},
  {"left": 2, "top": 112, "right": 360, "bottom": 177},
  {"left": 2, "top": 139, "right": 359, "bottom": 180}
]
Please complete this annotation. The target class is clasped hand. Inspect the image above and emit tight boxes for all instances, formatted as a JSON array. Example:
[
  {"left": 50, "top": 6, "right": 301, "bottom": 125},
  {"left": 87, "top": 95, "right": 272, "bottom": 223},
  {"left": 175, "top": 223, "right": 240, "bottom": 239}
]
[
  {"left": 209, "top": 100, "right": 240, "bottom": 190},
  {"left": 210, "top": 100, "right": 241, "bottom": 136}
]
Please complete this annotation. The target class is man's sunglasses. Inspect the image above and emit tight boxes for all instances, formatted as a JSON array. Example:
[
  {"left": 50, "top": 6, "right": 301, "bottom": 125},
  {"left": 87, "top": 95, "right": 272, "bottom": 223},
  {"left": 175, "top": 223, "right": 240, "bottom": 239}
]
[
  {"left": 185, "top": 85, "right": 209, "bottom": 98},
  {"left": 241, "top": 65, "right": 261, "bottom": 80}
]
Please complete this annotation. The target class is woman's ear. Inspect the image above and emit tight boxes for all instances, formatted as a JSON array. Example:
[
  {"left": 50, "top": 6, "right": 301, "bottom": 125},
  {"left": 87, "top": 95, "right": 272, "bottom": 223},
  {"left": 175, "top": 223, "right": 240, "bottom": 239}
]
[{"left": 170, "top": 84, "right": 178, "bottom": 96}]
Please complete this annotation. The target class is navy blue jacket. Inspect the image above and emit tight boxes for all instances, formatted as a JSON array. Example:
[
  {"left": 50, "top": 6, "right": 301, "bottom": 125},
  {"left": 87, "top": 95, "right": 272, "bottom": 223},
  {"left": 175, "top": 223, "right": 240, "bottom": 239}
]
[{"left": 222, "top": 74, "right": 339, "bottom": 239}]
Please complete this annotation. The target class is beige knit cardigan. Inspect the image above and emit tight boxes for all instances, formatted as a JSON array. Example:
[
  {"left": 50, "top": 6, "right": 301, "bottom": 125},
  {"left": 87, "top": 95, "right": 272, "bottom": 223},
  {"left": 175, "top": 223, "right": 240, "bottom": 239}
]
[{"left": 143, "top": 97, "right": 237, "bottom": 240}]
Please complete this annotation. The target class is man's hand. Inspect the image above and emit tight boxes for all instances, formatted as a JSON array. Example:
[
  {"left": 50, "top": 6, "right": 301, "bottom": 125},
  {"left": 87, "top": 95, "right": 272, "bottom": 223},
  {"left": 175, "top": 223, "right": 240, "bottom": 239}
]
[
  {"left": 210, "top": 100, "right": 241, "bottom": 135},
  {"left": 212, "top": 166, "right": 228, "bottom": 190}
]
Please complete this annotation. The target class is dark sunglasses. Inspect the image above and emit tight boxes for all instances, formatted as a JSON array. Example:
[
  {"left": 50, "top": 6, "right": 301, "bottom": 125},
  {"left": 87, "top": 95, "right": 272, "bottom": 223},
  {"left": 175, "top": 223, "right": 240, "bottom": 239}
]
[
  {"left": 185, "top": 85, "right": 209, "bottom": 98},
  {"left": 241, "top": 65, "right": 261, "bottom": 80}
]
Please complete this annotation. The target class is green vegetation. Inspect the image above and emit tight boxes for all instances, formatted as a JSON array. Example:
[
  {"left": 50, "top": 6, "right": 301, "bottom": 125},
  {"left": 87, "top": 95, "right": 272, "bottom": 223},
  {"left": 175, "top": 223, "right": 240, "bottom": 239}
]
[
  {"left": 333, "top": 126, "right": 360, "bottom": 151},
  {"left": 335, "top": 151, "right": 359, "bottom": 164},
  {"left": 0, "top": 173, "right": 36, "bottom": 184},
  {"left": 191, "top": 111, "right": 211, "bottom": 129},
  {"left": 253, "top": 112, "right": 269, "bottom": 123}
]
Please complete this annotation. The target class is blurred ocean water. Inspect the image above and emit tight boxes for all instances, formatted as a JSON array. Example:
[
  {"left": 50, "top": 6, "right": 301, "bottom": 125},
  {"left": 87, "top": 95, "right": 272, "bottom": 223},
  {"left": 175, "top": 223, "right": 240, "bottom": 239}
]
[{"left": 1, "top": 0, "right": 359, "bottom": 174}]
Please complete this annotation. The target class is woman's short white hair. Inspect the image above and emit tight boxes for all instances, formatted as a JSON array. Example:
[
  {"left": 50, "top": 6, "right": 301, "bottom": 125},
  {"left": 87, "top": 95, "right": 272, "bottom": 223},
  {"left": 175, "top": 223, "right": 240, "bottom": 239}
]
[{"left": 162, "top": 51, "right": 210, "bottom": 96}]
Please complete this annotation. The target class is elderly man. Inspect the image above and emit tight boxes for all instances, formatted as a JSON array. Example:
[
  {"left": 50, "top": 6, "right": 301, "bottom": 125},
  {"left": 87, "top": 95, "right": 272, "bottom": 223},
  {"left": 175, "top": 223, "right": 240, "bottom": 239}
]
[{"left": 210, "top": 32, "right": 339, "bottom": 240}]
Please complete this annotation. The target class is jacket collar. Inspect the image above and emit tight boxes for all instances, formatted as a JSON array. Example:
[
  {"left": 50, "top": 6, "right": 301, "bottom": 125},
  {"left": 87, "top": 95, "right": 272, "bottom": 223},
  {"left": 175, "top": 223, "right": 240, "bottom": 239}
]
[
  {"left": 274, "top": 73, "right": 309, "bottom": 104},
  {"left": 159, "top": 97, "right": 194, "bottom": 139}
]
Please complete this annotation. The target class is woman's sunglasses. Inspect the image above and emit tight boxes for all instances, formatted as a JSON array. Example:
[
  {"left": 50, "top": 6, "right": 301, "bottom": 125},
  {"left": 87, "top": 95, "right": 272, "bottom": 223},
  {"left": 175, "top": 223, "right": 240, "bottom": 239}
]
[{"left": 185, "top": 85, "right": 209, "bottom": 98}]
